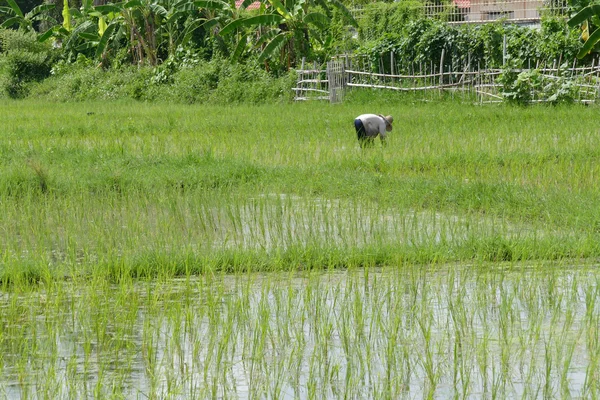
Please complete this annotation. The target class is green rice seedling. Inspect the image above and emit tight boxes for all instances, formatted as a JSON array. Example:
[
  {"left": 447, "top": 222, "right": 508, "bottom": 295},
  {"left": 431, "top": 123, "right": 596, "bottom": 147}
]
[{"left": 3, "top": 99, "right": 600, "bottom": 397}]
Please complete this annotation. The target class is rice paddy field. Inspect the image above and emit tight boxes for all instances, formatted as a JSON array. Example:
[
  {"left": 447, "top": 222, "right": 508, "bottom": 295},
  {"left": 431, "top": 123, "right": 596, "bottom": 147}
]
[{"left": 2, "top": 98, "right": 600, "bottom": 398}]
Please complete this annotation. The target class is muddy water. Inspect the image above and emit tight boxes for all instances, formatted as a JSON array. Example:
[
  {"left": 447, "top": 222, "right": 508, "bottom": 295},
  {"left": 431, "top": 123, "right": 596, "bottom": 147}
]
[{"left": 0, "top": 264, "right": 597, "bottom": 399}]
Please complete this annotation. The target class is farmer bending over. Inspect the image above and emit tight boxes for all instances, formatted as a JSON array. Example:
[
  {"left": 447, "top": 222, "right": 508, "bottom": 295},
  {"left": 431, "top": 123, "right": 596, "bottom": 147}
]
[{"left": 354, "top": 114, "right": 393, "bottom": 147}]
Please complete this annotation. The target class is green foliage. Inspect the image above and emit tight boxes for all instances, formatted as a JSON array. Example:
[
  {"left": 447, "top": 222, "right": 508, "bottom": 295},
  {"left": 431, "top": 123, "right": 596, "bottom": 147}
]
[
  {"left": 29, "top": 56, "right": 295, "bottom": 103},
  {"left": 357, "top": 1, "right": 423, "bottom": 42},
  {"left": 0, "top": 29, "right": 57, "bottom": 98},
  {"left": 356, "top": 16, "right": 582, "bottom": 75},
  {"left": 498, "top": 66, "right": 542, "bottom": 105},
  {"left": 498, "top": 62, "right": 577, "bottom": 105},
  {"left": 163, "top": 58, "right": 296, "bottom": 104},
  {"left": 568, "top": 4, "right": 600, "bottom": 58},
  {"left": 0, "top": 27, "right": 48, "bottom": 52}
]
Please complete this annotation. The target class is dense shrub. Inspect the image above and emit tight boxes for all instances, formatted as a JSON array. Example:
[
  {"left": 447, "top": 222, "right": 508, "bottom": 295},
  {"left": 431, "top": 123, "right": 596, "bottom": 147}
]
[
  {"left": 29, "top": 56, "right": 296, "bottom": 104},
  {"left": 29, "top": 60, "right": 157, "bottom": 101},
  {"left": 163, "top": 58, "right": 296, "bottom": 104},
  {"left": 358, "top": 1, "right": 424, "bottom": 41},
  {"left": 356, "top": 16, "right": 582, "bottom": 74},
  {"left": 0, "top": 29, "right": 58, "bottom": 98}
]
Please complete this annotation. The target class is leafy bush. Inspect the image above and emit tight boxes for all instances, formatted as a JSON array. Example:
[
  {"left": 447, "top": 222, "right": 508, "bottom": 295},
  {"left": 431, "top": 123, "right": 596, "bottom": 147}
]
[
  {"left": 498, "top": 62, "right": 577, "bottom": 105},
  {"left": 167, "top": 58, "right": 295, "bottom": 104},
  {"left": 358, "top": 1, "right": 424, "bottom": 41},
  {"left": 29, "top": 56, "right": 295, "bottom": 104},
  {"left": 498, "top": 66, "right": 542, "bottom": 105},
  {"left": 29, "top": 59, "right": 158, "bottom": 101},
  {"left": 0, "top": 29, "right": 58, "bottom": 98},
  {"left": 355, "top": 16, "right": 582, "bottom": 75}
]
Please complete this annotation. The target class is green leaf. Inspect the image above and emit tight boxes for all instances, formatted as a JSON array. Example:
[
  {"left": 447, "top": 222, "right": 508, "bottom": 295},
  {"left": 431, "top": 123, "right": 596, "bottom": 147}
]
[
  {"left": 94, "top": 5, "right": 123, "bottom": 14},
  {"left": 314, "top": 0, "right": 329, "bottom": 14},
  {"left": 328, "top": 0, "right": 357, "bottom": 27},
  {"left": 5, "top": 0, "right": 23, "bottom": 18},
  {"left": 174, "top": 1, "right": 196, "bottom": 12},
  {"left": 267, "top": 0, "right": 291, "bottom": 19},
  {"left": 577, "top": 27, "right": 600, "bottom": 58},
  {"left": 80, "top": 32, "right": 101, "bottom": 41},
  {"left": 98, "top": 15, "right": 107, "bottom": 35},
  {"left": 149, "top": 4, "right": 168, "bottom": 17},
  {"left": 37, "top": 28, "right": 56, "bottom": 42},
  {"left": 173, "top": 0, "right": 191, "bottom": 9},
  {"left": 194, "top": 0, "right": 229, "bottom": 9},
  {"left": 239, "top": 0, "right": 257, "bottom": 9},
  {"left": 62, "top": 0, "right": 72, "bottom": 31},
  {"left": 82, "top": 0, "right": 93, "bottom": 13},
  {"left": 64, "top": 20, "right": 94, "bottom": 49},
  {"left": 220, "top": 13, "right": 283, "bottom": 36},
  {"left": 95, "top": 21, "right": 118, "bottom": 57},
  {"left": 303, "top": 12, "right": 328, "bottom": 30},
  {"left": 76, "top": 42, "right": 98, "bottom": 51},
  {"left": 124, "top": 0, "right": 142, "bottom": 9},
  {"left": 291, "top": 0, "right": 304, "bottom": 16},
  {"left": 181, "top": 18, "right": 207, "bottom": 45},
  {"left": 568, "top": 5, "right": 600, "bottom": 27},
  {"left": 255, "top": 28, "right": 279, "bottom": 47},
  {"left": 70, "top": 7, "right": 83, "bottom": 18},
  {"left": 231, "top": 33, "right": 247, "bottom": 62},
  {"left": 0, "top": 16, "right": 22, "bottom": 29},
  {"left": 258, "top": 31, "right": 289, "bottom": 62},
  {"left": 26, "top": 4, "right": 55, "bottom": 18}
]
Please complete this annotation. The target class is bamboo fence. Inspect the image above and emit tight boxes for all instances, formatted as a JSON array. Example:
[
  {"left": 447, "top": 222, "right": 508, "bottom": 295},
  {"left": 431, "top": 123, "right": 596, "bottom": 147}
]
[{"left": 294, "top": 53, "right": 600, "bottom": 104}]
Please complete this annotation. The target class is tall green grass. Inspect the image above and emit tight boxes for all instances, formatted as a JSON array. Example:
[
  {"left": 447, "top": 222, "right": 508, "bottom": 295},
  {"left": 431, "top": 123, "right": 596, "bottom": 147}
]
[
  {"left": 3, "top": 99, "right": 600, "bottom": 397},
  {"left": 2, "top": 100, "right": 600, "bottom": 282}
]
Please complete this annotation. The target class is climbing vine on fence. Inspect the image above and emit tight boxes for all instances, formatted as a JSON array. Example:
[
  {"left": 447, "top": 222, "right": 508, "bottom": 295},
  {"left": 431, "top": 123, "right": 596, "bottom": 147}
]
[{"left": 355, "top": 16, "right": 584, "bottom": 74}]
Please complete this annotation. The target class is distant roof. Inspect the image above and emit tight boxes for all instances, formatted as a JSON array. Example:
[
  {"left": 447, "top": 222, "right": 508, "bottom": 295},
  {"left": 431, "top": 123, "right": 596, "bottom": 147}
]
[
  {"left": 235, "top": 0, "right": 261, "bottom": 10},
  {"left": 454, "top": 0, "right": 471, "bottom": 8}
]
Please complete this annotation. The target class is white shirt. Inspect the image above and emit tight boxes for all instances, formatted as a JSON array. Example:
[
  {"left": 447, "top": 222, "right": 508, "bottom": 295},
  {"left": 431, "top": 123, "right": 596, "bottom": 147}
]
[{"left": 356, "top": 114, "right": 387, "bottom": 139}]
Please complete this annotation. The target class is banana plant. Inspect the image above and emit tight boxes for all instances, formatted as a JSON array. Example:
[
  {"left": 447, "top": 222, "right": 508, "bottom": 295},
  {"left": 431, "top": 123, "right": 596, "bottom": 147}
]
[
  {"left": 160, "top": 0, "right": 232, "bottom": 58},
  {"left": 0, "top": 0, "right": 57, "bottom": 39},
  {"left": 218, "top": 0, "right": 356, "bottom": 67},
  {"left": 568, "top": 4, "right": 600, "bottom": 58}
]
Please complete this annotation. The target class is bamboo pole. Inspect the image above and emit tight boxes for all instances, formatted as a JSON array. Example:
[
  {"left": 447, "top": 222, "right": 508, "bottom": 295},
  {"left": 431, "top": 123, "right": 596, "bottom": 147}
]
[{"left": 439, "top": 48, "right": 445, "bottom": 97}]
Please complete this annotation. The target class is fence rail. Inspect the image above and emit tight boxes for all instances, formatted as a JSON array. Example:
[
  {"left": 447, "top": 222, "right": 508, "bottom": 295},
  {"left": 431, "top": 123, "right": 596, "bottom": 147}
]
[{"left": 294, "top": 55, "right": 600, "bottom": 104}]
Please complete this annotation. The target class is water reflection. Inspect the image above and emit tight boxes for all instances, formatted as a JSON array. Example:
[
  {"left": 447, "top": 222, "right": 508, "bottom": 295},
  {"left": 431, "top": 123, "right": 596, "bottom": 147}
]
[{"left": 0, "top": 264, "right": 597, "bottom": 398}]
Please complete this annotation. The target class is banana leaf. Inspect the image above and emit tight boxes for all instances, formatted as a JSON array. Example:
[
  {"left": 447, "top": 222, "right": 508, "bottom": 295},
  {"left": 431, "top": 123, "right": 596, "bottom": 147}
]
[
  {"left": 568, "top": 5, "right": 600, "bottom": 27},
  {"left": 577, "top": 27, "right": 600, "bottom": 58},
  {"left": 266, "top": 0, "right": 291, "bottom": 20},
  {"left": 258, "top": 31, "right": 288, "bottom": 62},
  {"left": 231, "top": 33, "right": 247, "bottom": 62},
  {"left": 303, "top": 12, "right": 328, "bottom": 30},
  {"left": 5, "top": 0, "right": 23, "bottom": 18},
  {"left": 62, "top": 0, "right": 72, "bottom": 31},
  {"left": 220, "top": 13, "right": 283, "bottom": 36},
  {"left": 95, "top": 21, "right": 118, "bottom": 57}
]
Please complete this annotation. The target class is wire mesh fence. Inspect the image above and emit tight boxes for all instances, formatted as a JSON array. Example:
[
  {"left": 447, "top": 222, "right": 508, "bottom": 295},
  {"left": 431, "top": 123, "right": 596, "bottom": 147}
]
[{"left": 349, "top": 0, "right": 568, "bottom": 24}]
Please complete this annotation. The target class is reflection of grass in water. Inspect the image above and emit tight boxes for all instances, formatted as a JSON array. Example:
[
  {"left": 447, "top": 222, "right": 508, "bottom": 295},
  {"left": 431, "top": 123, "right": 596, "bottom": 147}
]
[{"left": 0, "top": 265, "right": 599, "bottom": 398}]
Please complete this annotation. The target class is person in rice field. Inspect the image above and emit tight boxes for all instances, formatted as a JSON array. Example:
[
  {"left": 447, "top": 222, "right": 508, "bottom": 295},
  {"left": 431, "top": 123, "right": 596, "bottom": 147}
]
[{"left": 354, "top": 114, "right": 393, "bottom": 147}]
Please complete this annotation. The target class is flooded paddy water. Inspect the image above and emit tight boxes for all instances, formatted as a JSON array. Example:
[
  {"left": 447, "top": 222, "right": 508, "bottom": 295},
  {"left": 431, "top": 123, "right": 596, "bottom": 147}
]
[
  {"left": 0, "top": 193, "right": 594, "bottom": 398},
  {"left": 1, "top": 192, "right": 563, "bottom": 271},
  {"left": 1, "top": 264, "right": 599, "bottom": 399}
]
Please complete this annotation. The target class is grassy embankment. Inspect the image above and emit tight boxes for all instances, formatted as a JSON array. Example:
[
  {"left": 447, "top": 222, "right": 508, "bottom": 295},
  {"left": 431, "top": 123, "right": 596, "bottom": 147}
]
[{"left": 2, "top": 99, "right": 600, "bottom": 282}]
